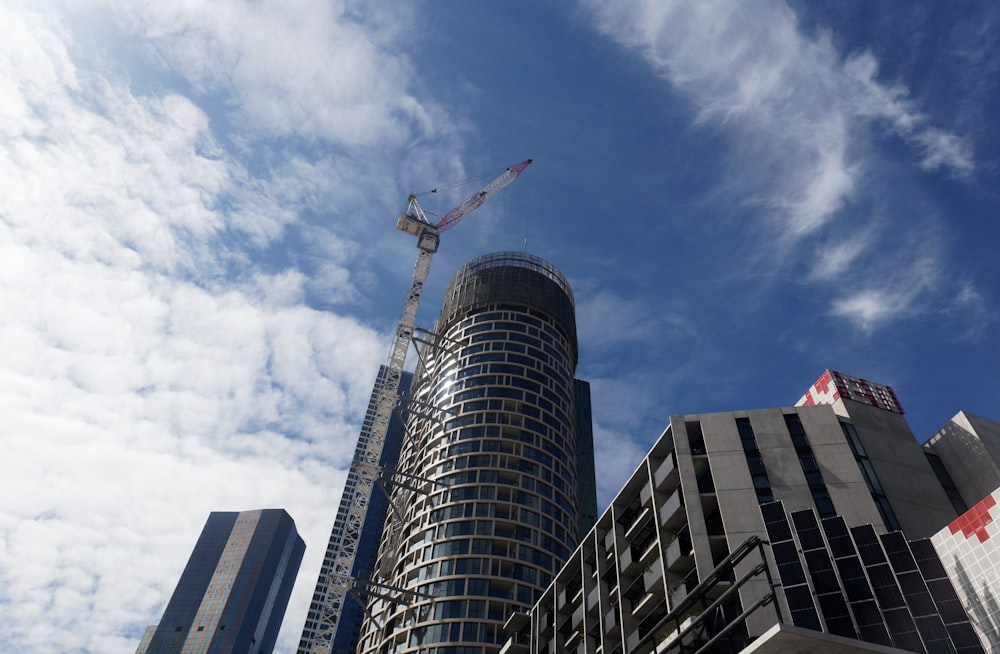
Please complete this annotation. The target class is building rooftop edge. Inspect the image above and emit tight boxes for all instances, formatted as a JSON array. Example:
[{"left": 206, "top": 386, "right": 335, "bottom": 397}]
[{"left": 454, "top": 251, "right": 574, "bottom": 306}]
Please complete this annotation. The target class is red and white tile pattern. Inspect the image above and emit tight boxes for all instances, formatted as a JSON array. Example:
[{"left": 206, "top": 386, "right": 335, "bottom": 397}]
[
  {"left": 932, "top": 488, "right": 1000, "bottom": 649},
  {"left": 796, "top": 369, "right": 904, "bottom": 414}
]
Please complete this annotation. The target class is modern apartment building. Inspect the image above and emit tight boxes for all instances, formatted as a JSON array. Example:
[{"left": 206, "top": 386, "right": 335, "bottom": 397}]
[
  {"left": 924, "top": 411, "right": 1000, "bottom": 514},
  {"left": 298, "top": 366, "right": 414, "bottom": 654},
  {"left": 356, "top": 252, "right": 595, "bottom": 654},
  {"left": 138, "top": 509, "right": 305, "bottom": 654},
  {"left": 796, "top": 370, "right": 957, "bottom": 539},
  {"left": 932, "top": 487, "right": 1000, "bottom": 652},
  {"left": 501, "top": 372, "right": 990, "bottom": 653}
]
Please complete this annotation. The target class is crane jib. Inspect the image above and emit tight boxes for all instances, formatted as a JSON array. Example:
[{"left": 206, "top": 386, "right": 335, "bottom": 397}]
[{"left": 435, "top": 159, "right": 533, "bottom": 233}]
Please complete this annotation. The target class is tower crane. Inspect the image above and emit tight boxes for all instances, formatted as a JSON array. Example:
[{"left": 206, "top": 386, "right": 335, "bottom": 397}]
[{"left": 307, "top": 159, "right": 532, "bottom": 654}]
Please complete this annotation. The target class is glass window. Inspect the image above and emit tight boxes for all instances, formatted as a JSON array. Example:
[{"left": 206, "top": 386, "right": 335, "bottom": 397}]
[
  {"left": 876, "top": 496, "right": 901, "bottom": 532},
  {"left": 805, "top": 471, "right": 825, "bottom": 487},
  {"left": 784, "top": 414, "right": 806, "bottom": 436},
  {"left": 857, "top": 459, "right": 883, "bottom": 495},
  {"left": 747, "top": 454, "right": 766, "bottom": 475},
  {"left": 799, "top": 453, "right": 819, "bottom": 472},
  {"left": 813, "top": 495, "right": 836, "bottom": 519},
  {"left": 434, "top": 600, "right": 465, "bottom": 619},
  {"left": 840, "top": 422, "right": 867, "bottom": 457}
]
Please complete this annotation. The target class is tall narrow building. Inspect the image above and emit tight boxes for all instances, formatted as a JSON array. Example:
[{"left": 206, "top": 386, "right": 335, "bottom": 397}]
[
  {"left": 357, "top": 251, "right": 591, "bottom": 654},
  {"left": 138, "top": 509, "right": 305, "bottom": 654},
  {"left": 298, "top": 365, "right": 413, "bottom": 654}
]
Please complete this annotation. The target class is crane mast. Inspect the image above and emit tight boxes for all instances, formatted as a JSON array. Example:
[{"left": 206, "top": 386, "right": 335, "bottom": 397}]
[{"left": 307, "top": 159, "right": 531, "bottom": 654}]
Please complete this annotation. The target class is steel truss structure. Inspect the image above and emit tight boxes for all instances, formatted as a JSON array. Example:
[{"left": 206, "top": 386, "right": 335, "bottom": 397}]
[{"left": 304, "top": 161, "right": 532, "bottom": 654}]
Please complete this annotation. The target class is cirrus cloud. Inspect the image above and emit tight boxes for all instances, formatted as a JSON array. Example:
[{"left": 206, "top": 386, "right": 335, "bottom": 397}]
[{"left": 579, "top": 0, "right": 976, "bottom": 329}]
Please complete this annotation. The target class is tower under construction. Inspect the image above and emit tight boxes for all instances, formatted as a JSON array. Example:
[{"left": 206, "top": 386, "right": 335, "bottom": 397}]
[
  {"left": 356, "top": 251, "right": 594, "bottom": 654},
  {"left": 298, "top": 366, "right": 413, "bottom": 654}
]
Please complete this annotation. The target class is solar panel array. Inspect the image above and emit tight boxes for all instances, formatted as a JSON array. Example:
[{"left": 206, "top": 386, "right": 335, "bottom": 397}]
[{"left": 762, "top": 501, "right": 984, "bottom": 653}]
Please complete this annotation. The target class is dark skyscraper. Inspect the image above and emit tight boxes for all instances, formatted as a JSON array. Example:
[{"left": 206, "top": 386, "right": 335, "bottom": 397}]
[
  {"left": 357, "top": 251, "right": 593, "bottom": 654},
  {"left": 573, "top": 378, "right": 598, "bottom": 540},
  {"left": 299, "top": 365, "right": 413, "bottom": 654},
  {"left": 138, "top": 509, "right": 305, "bottom": 654}
]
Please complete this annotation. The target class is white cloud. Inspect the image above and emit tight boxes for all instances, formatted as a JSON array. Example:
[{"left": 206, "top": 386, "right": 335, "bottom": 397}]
[
  {"left": 915, "top": 128, "right": 975, "bottom": 174},
  {"left": 938, "top": 281, "right": 998, "bottom": 343},
  {"left": 0, "top": 3, "right": 459, "bottom": 652},
  {"left": 102, "top": 0, "right": 438, "bottom": 146},
  {"left": 809, "top": 231, "right": 874, "bottom": 281},
  {"left": 830, "top": 258, "right": 938, "bottom": 331},
  {"left": 579, "top": 0, "right": 973, "bottom": 330},
  {"left": 582, "top": 0, "right": 972, "bottom": 232},
  {"left": 591, "top": 422, "right": 650, "bottom": 507},
  {"left": 830, "top": 290, "right": 903, "bottom": 332}
]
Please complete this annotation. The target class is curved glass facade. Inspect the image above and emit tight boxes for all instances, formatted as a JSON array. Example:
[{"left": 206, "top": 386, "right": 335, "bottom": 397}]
[{"left": 359, "top": 252, "right": 580, "bottom": 654}]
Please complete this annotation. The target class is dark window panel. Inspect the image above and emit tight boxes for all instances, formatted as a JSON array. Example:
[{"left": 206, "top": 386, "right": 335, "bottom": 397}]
[
  {"left": 785, "top": 584, "right": 818, "bottom": 613},
  {"left": 850, "top": 599, "right": 884, "bottom": 627},
  {"left": 851, "top": 526, "right": 887, "bottom": 566},
  {"left": 797, "top": 526, "right": 826, "bottom": 551},
  {"left": 824, "top": 615, "right": 858, "bottom": 640},
  {"left": 762, "top": 503, "right": 793, "bottom": 542},
  {"left": 790, "top": 607, "right": 822, "bottom": 631},
  {"left": 880, "top": 533, "right": 918, "bottom": 573},
  {"left": 946, "top": 622, "right": 988, "bottom": 653},
  {"left": 858, "top": 622, "right": 894, "bottom": 647},
  {"left": 777, "top": 561, "right": 808, "bottom": 587},
  {"left": 909, "top": 539, "right": 949, "bottom": 580},
  {"left": 883, "top": 607, "right": 921, "bottom": 649},
  {"left": 914, "top": 614, "right": 950, "bottom": 648},
  {"left": 791, "top": 509, "right": 820, "bottom": 533},
  {"left": 898, "top": 572, "right": 937, "bottom": 617},
  {"left": 821, "top": 516, "right": 856, "bottom": 558}
]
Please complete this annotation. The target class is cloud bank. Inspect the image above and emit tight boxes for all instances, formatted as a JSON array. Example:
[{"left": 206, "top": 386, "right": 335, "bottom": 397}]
[{"left": 0, "top": 2, "right": 459, "bottom": 652}]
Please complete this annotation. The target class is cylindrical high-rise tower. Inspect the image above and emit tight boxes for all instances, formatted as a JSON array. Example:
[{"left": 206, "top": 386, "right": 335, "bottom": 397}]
[{"left": 358, "top": 252, "right": 581, "bottom": 654}]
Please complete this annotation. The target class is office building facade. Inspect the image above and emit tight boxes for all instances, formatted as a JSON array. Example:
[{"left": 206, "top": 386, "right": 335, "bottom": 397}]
[
  {"left": 138, "top": 509, "right": 305, "bottom": 654},
  {"left": 298, "top": 366, "right": 414, "bottom": 654},
  {"left": 502, "top": 397, "right": 985, "bottom": 653},
  {"left": 357, "top": 251, "right": 593, "bottom": 654}
]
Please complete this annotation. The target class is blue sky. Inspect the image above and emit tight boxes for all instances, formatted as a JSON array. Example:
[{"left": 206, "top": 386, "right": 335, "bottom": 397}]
[{"left": 1, "top": 1, "right": 997, "bottom": 652}]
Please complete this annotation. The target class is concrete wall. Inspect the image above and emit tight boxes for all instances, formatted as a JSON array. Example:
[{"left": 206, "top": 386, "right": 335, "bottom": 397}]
[
  {"left": 691, "top": 406, "right": 889, "bottom": 638},
  {"left": 671, "top": 418, "right": 714, "bottom": 581},
  {"left": 837, "top": 399, "right": 957, "bottom": 539},
  {"left": 926, "top": 411, "right": 1000, "bottom": 508},
  {"left": 797, "top": 406, "right": 886, "bottom": 528}
]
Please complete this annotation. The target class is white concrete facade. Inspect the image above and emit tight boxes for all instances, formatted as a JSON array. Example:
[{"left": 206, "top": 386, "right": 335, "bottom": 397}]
[{"left": 932, "top": 487, "right": 1000, "bottom": 652}]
